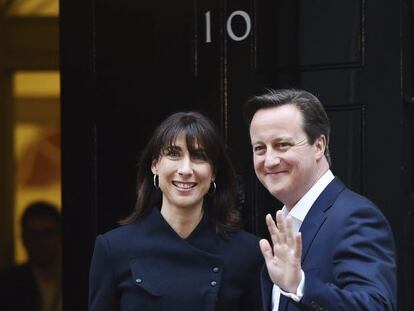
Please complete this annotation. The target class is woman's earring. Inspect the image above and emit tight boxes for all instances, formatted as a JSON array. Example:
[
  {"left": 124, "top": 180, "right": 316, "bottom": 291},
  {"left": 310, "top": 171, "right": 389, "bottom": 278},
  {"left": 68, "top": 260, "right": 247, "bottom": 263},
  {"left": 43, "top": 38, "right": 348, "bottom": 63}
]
[
  {"left": 208, "top": 181, "right": 216, "bottom": 195},
  {"left": 153, "top": 174, "right": 160, "bottom": 189}
]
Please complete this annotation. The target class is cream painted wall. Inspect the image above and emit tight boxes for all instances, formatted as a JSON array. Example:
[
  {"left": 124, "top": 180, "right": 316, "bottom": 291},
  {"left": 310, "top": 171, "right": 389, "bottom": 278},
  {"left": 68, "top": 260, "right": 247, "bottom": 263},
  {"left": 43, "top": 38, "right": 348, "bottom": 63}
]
[
  {"left": 6, "top": 0, "right": 58, "bottom": 16},
  {"left": 14, "top": 71, "right": 60, "bottom": 97},
  {"left": 13, "top": 71, "right": 61, "bottom": 264}
]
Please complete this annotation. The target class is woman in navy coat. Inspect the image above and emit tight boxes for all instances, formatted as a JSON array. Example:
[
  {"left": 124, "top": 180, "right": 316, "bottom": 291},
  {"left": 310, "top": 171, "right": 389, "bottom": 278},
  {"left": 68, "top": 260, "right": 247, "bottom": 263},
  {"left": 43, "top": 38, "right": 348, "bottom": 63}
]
[{"left": 89, "top": 112, "right": 263, "bottom": 311}]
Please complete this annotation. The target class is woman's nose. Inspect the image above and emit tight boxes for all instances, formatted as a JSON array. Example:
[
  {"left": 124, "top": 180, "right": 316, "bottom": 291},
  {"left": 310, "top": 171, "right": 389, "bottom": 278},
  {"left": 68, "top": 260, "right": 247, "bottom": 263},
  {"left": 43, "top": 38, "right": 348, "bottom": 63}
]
[{"left": 177, "top": 157, "right": 193, "bottom": 176}]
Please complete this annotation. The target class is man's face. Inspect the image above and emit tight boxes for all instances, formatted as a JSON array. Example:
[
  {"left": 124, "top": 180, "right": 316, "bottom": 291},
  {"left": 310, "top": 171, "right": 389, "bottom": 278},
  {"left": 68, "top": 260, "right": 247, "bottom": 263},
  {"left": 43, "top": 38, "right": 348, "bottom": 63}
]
[
  {"left": 22, "top": 216, "right": 61, "bottom": 268},
  {"left": 249, "top": 104, "right": 325, "bottom": 209}
]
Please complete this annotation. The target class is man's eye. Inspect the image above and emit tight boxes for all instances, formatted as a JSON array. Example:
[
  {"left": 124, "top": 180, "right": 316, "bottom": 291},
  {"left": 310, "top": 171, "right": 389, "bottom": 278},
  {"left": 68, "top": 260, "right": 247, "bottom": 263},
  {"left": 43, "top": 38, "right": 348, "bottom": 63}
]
[
  {"left": 253, "top": 145, "right": 265, "bottom": 154},
  {"left": 276, "top": 142, "right": 292, "bottom": 150}
]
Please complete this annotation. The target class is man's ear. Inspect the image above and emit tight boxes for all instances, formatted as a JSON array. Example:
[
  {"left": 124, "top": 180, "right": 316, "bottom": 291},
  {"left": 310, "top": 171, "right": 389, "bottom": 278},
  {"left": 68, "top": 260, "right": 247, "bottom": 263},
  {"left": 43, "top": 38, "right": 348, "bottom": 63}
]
[
  {"left": 314, "top": 135, "right": 326, "bottom": 160},
  {"left": 21, "top": 231, "right": 28, "bottom": 248}
]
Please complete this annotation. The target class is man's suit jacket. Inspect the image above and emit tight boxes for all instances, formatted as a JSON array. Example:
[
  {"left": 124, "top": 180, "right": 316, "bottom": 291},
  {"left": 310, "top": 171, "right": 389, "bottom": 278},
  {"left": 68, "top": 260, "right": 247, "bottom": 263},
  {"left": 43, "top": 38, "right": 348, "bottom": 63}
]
[
  {"left": 0, "top": 263, "right": 42, "bottom": 311},
  {"left": 261, "top": 178, "right": 396, "bottom": 311},
  {"left": 89, "top": 207, "right": 263, "bottom": 311}
]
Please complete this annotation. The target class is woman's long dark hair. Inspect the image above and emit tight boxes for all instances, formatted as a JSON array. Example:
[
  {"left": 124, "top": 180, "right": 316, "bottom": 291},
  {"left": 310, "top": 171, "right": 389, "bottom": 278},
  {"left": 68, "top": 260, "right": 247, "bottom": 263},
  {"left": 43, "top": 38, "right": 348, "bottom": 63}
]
[{"left": 120, "top": 112, "right": 242, "bottom": 235}]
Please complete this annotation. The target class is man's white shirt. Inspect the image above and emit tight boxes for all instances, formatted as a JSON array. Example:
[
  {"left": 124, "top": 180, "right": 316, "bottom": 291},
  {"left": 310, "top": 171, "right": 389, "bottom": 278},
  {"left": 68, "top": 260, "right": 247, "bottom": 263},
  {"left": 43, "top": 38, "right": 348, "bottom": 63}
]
[{"left": 271, "top": 170, "right": 334, "bottom": 311}]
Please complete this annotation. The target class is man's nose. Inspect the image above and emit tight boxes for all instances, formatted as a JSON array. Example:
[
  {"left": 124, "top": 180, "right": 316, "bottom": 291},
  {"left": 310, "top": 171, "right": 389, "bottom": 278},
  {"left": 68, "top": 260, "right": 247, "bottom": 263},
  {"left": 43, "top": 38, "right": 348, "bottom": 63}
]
[{"left": 264, "top": 149, "right": 281, "bottom": 168}]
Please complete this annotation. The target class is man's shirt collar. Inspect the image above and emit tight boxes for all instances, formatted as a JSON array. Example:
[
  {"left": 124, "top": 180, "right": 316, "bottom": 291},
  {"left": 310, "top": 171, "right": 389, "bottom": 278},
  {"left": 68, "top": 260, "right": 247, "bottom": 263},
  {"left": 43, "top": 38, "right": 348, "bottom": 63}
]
[{"left": 282, "top": 170, "right": 334, "bottom": 230}]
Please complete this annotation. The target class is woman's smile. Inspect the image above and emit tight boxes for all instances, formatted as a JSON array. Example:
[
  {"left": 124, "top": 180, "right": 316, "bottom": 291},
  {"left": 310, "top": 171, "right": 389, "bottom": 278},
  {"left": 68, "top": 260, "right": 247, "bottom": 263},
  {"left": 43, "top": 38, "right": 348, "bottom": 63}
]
[{"left": 172, "top": 181, "right": 197, "bottom": 190}]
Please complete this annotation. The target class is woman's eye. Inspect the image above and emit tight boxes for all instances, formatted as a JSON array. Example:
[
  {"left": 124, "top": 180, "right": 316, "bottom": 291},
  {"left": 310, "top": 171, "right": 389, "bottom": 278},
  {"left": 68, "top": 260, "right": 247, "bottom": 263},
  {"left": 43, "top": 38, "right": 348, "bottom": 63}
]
[
  {"left": 192, "top": 151, "right": 208, "bottom": 161},
  {"left": 164, "top": 147, "right": 181, "bottom": 157}
]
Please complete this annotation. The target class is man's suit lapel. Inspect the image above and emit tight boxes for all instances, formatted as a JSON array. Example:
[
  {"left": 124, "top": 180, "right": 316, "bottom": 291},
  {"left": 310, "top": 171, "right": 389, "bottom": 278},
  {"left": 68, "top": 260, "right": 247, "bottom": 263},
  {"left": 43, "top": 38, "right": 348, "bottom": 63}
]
[
  {"left": 263, "top": 177, "right": 346, "bottom": 311},
  {"left": 278, "top": 294, "right": 289, "bottom": 311},
  {"left": 261, "top": 269, "right": 289, "bottom": 311},
  {"left": 299, "top": 177, "right": 345, "bottom": 263}
]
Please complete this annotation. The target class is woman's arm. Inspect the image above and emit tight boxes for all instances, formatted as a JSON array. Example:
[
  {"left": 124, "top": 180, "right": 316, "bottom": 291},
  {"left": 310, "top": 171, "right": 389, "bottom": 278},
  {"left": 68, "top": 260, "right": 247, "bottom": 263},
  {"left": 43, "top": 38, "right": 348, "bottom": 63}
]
[{"left": 89, "top": 234, "right": 120, "bottom": 311}]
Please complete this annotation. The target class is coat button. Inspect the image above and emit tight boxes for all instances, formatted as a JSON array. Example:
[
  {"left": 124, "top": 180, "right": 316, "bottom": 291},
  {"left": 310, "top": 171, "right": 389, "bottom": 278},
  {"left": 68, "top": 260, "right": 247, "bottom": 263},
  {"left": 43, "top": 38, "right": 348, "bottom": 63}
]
[
  {"left": 210, "top": 281, "right": 217, "bottom": 287},
  {"left": 212, "top": 267, "right": 220, "bottom": 273},
  {"left": 135, "top": 278, "right": 142, "bottom": 284}
]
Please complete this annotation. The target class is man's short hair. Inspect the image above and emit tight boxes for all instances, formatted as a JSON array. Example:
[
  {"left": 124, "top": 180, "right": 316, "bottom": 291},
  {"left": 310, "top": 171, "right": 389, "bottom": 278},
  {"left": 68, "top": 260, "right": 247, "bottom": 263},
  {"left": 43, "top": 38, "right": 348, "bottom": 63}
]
[
  {"left": 21, "top": 201, "right": 61, "bottom": 231},
  {"left": 244, "top": 88, "right": 331, "bottom": 166}
]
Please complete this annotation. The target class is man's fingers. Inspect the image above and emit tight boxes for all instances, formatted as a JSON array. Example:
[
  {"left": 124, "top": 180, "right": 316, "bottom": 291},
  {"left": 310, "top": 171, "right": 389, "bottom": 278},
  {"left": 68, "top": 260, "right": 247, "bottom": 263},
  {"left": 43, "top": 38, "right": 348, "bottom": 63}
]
[
  {"left": 266, "top": 214, "right": 281, "bottom": 245},
  {"left": 259, "top": 239, "right": 274, "bottom": 263},
  {"left": 265, "top": 214, "right": 276, "bottom": 234},
  {"left": 276, "top": 210, "right": 287, "bottom": 243},
  {"left": 294, "top": 232, "right": 302, "bottom": 259},
  {"left": 285, "top": 216, "right": 294, "bottom": 245}
]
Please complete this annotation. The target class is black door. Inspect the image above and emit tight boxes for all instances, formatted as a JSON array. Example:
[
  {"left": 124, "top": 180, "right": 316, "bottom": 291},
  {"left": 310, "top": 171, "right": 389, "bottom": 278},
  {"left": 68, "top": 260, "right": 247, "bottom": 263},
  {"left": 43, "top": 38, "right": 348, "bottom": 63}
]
[{"left": 61, "top": 0, "right": 413, "bottom": 310}]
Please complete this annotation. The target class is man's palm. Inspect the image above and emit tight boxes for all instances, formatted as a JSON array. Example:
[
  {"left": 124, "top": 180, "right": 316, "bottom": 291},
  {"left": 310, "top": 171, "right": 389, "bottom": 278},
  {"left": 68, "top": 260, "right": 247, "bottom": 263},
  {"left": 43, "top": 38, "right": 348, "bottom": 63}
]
[{"left": 260, "top": 212, "right": 302, "bottom": 293}]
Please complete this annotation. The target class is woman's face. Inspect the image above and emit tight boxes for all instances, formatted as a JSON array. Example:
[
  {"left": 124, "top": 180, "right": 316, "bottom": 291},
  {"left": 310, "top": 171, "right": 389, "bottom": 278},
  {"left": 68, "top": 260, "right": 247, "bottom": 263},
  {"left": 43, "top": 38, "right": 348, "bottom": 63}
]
[{"left": 151, "top": 133, "right": 215, "bottom": 212}]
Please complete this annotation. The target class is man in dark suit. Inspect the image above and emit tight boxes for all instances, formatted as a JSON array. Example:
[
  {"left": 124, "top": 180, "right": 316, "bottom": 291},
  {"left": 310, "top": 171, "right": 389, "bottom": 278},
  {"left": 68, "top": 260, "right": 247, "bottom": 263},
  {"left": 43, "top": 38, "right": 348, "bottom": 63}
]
[
  {"left": 244, "top": 89, "right": 396, "bottom": 311},
  {"left": 0, "top": 201, "right": 62, "bottom": 311}
]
